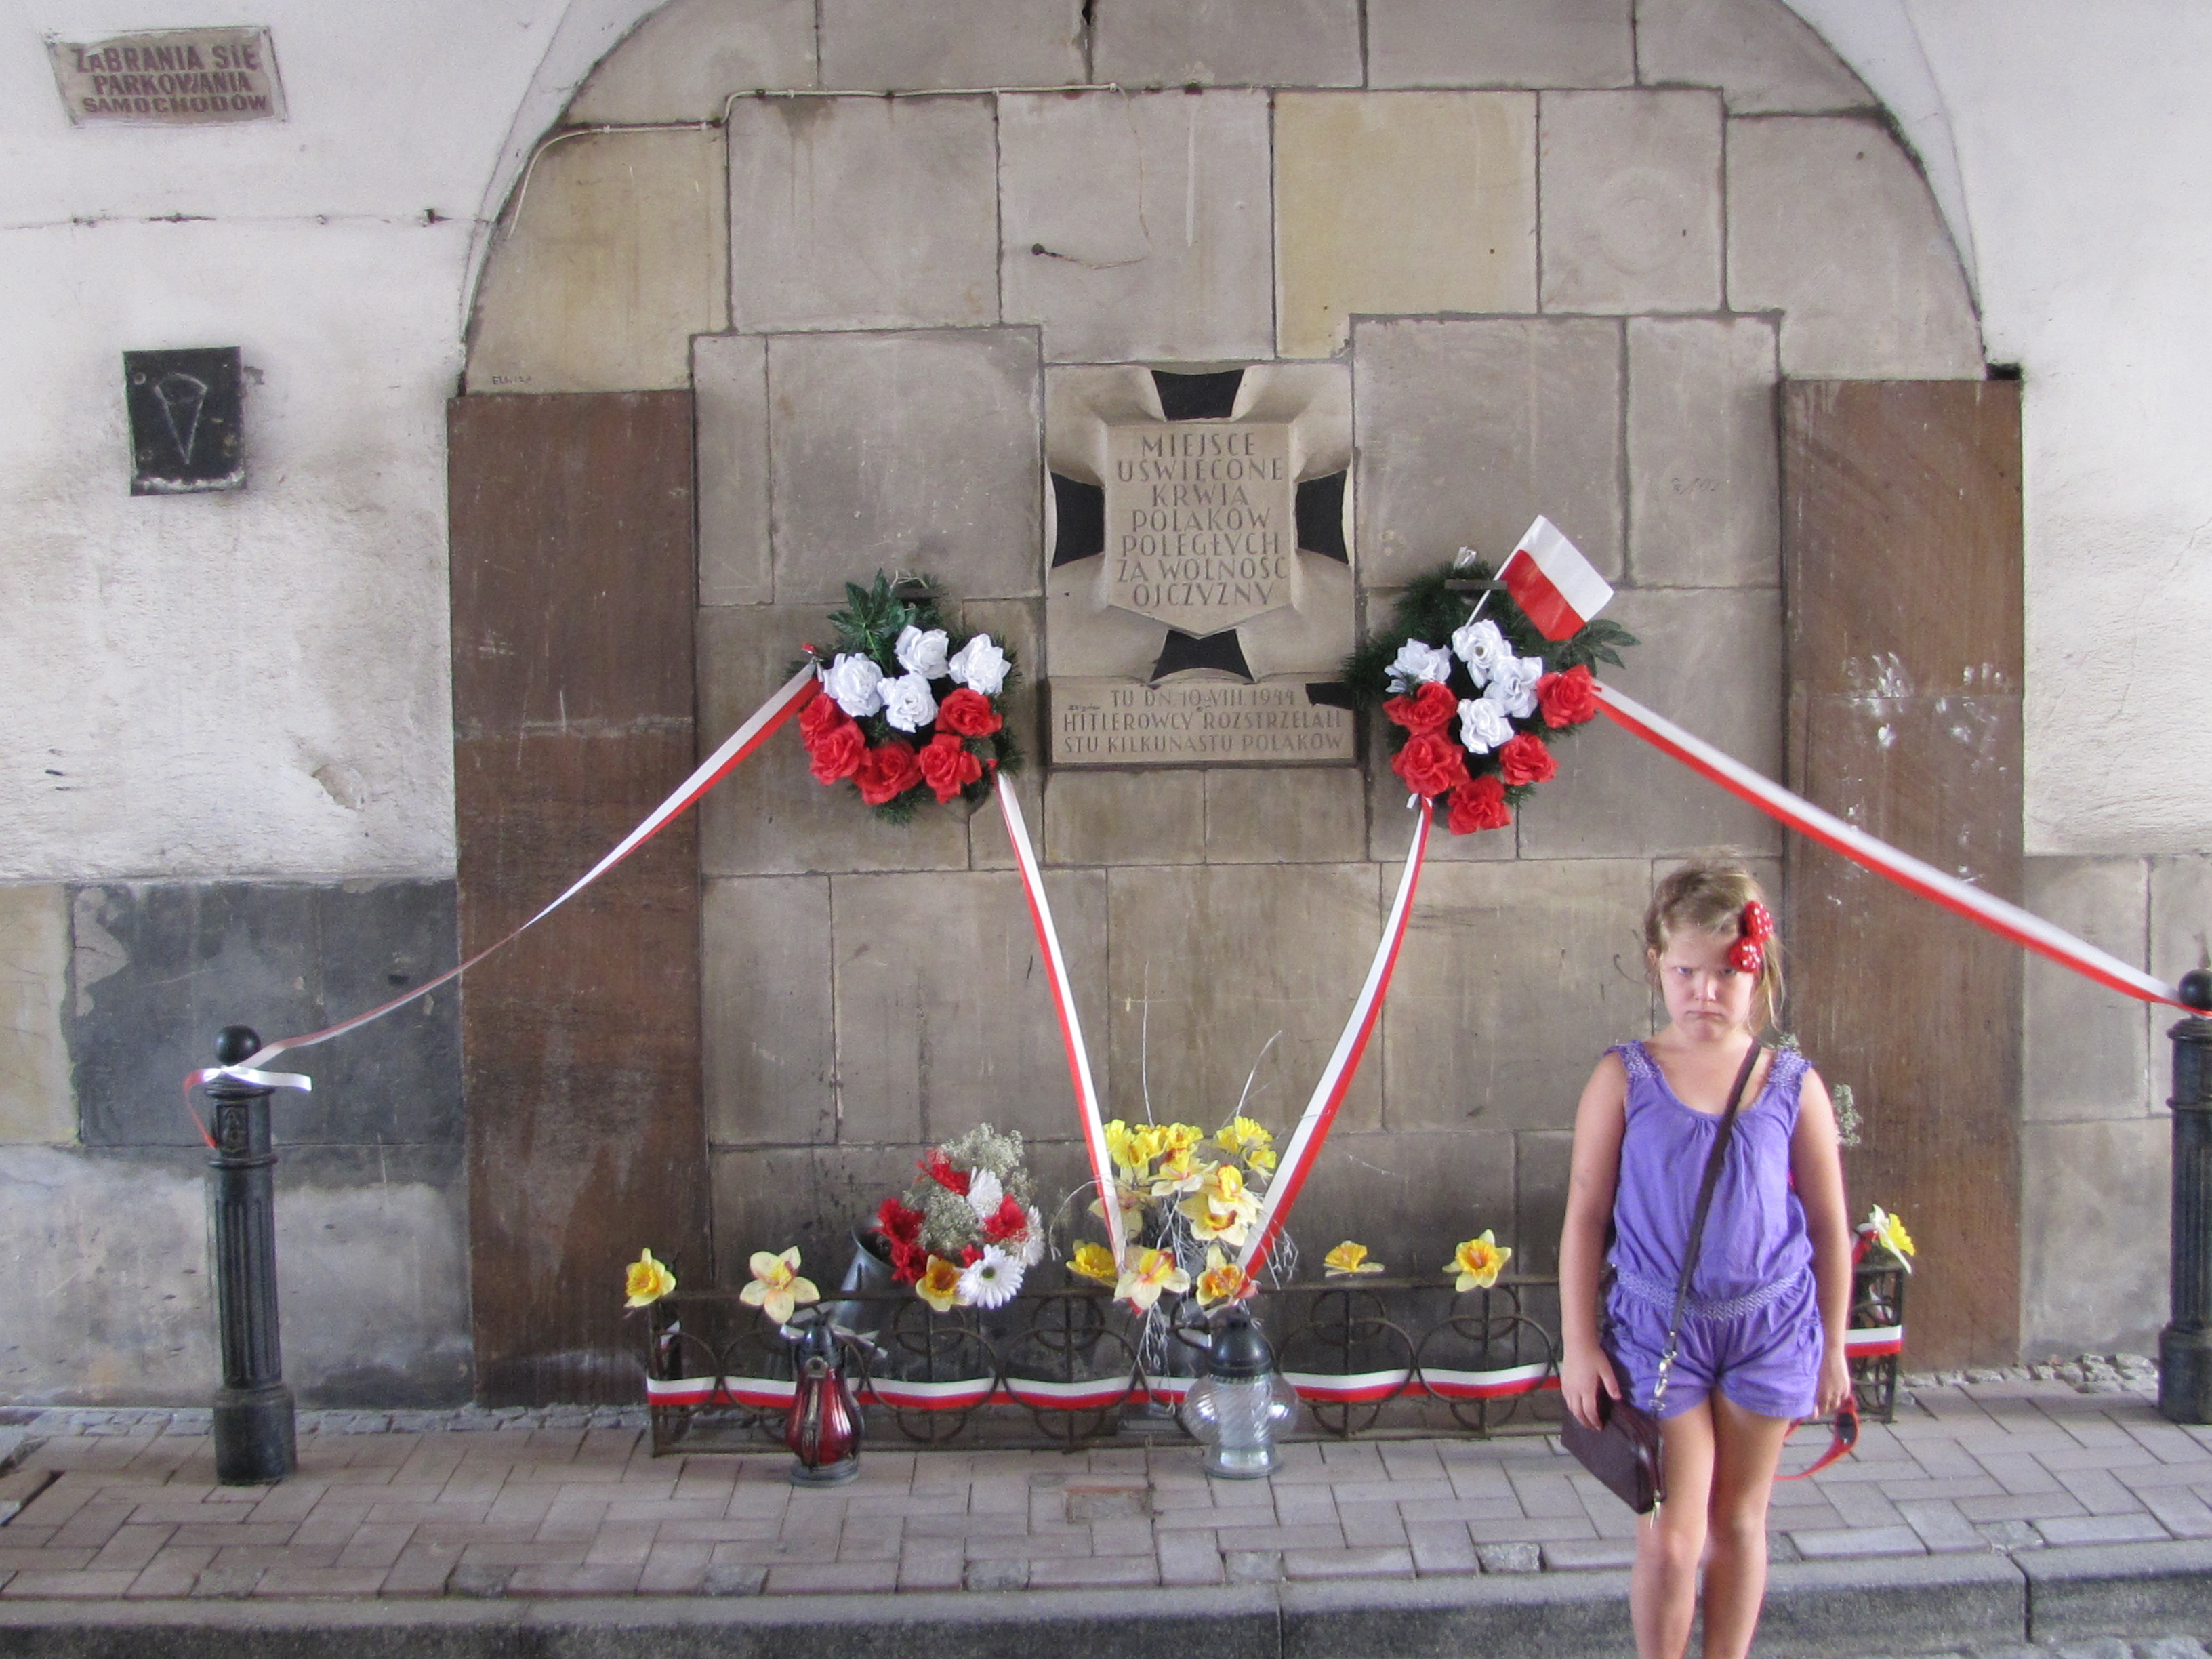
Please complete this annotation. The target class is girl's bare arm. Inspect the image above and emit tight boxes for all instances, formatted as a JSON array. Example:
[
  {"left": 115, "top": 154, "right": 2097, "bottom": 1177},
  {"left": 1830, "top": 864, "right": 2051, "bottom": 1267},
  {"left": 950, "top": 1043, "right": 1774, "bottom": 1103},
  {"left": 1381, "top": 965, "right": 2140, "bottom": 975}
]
[
  {"left": 1790, "top": 1068, "right": 1855, "bottom": 1416},
  {"left": 1557, "top": 1053, "right": 1629, "bottom": 1429}
]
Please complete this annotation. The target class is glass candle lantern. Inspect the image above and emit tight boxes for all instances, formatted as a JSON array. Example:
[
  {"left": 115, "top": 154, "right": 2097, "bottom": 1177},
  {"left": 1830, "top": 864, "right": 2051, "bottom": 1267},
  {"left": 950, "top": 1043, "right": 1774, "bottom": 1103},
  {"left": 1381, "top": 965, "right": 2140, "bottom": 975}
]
[{"left": 1179, "top": 1306, "right": 1298, "bottom": 1479}]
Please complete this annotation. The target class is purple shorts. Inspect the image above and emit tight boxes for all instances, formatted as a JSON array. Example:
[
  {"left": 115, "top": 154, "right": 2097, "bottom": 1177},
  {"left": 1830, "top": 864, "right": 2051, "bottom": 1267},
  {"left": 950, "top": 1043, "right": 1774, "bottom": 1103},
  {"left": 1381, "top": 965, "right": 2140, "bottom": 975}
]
[{"left": 1604, "top": 1270, "right": 1822, "bottom": 1422}]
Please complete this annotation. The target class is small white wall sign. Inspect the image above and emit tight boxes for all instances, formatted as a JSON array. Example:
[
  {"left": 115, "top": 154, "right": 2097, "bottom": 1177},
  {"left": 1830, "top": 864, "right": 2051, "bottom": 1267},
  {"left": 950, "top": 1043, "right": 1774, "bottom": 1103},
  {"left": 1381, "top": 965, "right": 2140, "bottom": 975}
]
[{"left": 47, "top": 28, "right": 285, "bottom": 126}]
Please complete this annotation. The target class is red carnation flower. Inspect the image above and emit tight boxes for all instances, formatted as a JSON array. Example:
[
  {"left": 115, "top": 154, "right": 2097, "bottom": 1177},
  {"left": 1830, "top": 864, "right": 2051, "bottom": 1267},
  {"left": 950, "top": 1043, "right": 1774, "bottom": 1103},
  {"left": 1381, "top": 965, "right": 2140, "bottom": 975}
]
[
  {"left": 1535, "top": 664, "right": 1599, "bottom": 729},
  {"left": 888, "top": 1237, "right": 928, "bottom": 1285},
  {"left": 981, "top": 1195, "right": 1029, "bottom": 1244},
  {"left": 1382, "top": 679, "right": 1458, "bottom": 736},
  {"left": 806, "top": 720, "right": 866, "bottom": 784},
  {"left": 798, "top": 692, "right": 852, "bottom": 744},
  {"left": 934, "top": 687, "right": 1003, "bottom": 738},
  {"left": 917, "top": 732, "right": 985, "bottom": 804},
  {"left": 1390, "top": 731, "right": 1471, "bottom": 800},
  {"left": 960, "top": 1244, "right": 983, "bottom": 1267},
  {"left": 876, "top": 1197, "right": 924, "bottom": 1245},
  {"left": 854, "top": 739, "right": 923, "bottom": 806},
  {"left": 1496, "top": 732, "right": 1557, "bottom": 787},
  {"left": 1447, "top": 775, "right": 1513, "bottom": 835},
  {"left": 920, "top": 1149, "right": 970, "bottom": 1197}
]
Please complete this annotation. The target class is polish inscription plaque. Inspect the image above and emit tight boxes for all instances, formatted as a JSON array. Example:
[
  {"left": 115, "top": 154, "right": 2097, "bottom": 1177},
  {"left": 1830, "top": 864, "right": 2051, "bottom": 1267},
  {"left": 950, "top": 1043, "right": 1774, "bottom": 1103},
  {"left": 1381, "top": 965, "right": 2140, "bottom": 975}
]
[{"left": 1103, "top": 422, "right": 1298, "bottom": 635}]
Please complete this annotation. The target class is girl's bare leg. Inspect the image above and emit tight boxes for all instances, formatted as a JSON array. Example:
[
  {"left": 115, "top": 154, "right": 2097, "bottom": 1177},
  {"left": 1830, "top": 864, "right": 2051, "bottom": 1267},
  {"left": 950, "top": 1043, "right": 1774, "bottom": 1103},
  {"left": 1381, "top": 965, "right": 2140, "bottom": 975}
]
[
  {"left": 1631, "top": 1401, "right": 1715, "bottom": 1659},
  {"left": 1697, "top": 1393, "right": 1796, "bottom": 1659}
]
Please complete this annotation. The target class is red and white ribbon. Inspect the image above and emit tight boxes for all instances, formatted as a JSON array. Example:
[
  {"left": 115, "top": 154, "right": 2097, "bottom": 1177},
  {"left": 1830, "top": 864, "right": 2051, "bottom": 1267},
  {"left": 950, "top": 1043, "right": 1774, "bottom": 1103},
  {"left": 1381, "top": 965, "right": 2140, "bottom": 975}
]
[
  {"left": 1237, "top": 799, "right": 1434, "bottom": 1277},
  {"left": 184, "top": 663, "right": 823, "bottom": 1109},
  {"left": 1592, "top": 683, "right": 2196, "bottom": 1012},
  {"left": 994, "top": 771, "right": 1125, "bottom": 1265}
]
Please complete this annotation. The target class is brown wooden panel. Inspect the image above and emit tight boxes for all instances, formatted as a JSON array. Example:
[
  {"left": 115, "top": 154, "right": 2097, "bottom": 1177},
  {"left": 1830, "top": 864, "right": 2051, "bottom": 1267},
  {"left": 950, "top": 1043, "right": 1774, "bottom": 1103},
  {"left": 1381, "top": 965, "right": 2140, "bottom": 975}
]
[
  {"left": 448, "top": 390, "right": 706, "bottom": 1405},
  {"left": 1784, "top": 379, "right": 2022, "bottom": 1369}
]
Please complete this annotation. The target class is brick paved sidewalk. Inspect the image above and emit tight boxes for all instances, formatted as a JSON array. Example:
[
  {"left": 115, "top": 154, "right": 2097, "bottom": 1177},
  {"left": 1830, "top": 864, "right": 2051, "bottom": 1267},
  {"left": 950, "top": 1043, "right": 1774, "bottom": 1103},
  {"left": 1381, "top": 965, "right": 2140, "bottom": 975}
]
[{"left": 0, "top": 1377, "right": 2203, "bottom": 1603}]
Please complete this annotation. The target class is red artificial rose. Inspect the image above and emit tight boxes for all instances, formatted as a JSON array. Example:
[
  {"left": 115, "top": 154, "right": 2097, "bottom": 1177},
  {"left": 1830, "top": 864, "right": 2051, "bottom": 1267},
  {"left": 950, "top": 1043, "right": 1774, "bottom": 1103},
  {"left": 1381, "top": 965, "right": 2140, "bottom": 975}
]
[
  {"left": 806, "top": 720, "right": 866, "bottom": 784},
  {"left": 854, "top": 739, "right": 923, "bottom": 806},
  {"left": 1447, "top": 774, "right": 1513, "bottom": 835},
  {"left": 920, "top": 1149, "right": 970, "bottom": 1197},
  {"left": 798, "top": 691, "right": 852, "bottom": 744},
  {"left": 1535, "top": 664, "right": 1599, "bottom": 729},
  {"left": 1496, "top": 732, "right": 1557, "bottom": 787},
  {"left": 934, "top": 687, "right": 1003, "bottom": 738},
  {"left": 888, "top": 1237, "right": 928, "bottom": 1285},
  {"left": 917, "top": 732, "right": 985, "bottom": 804},
  {"left": 1382, "top": 679, "right": 1458, "bottom": 735},
  {"left": 981, "top": 1194, "right": 1029, "bottom": 1244},
  {"left": 876, "top": 1196, "right": 924, "bottom": 1244},
  {"left": 1390, "top": 731, "right": 1471, "bottom": 799}
]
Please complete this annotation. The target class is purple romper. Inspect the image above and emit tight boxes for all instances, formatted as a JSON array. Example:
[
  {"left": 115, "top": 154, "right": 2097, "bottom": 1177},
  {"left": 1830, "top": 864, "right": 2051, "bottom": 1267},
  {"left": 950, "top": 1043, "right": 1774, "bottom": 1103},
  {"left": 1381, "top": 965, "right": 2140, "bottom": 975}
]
[{"left": 1603, "top": 1042, "right": 1822, "bottom": 1422}]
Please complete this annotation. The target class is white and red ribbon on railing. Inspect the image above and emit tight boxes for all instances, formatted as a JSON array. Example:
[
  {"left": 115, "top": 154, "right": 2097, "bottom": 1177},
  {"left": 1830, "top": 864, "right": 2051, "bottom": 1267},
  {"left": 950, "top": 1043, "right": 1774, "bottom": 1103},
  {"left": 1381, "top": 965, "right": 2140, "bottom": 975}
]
[
  {"left": 182, "top": 663, "right": 824, "bottom": 1121},
  {"left": 1592, "top": 683, "right": 2198, "bottom": 1012},
  {"left": 1238, "top": 798, "right": 1434, "bottom": 1278},
  {"left": 994, "top": 771, "right": 1126, "bottom": 1265}
]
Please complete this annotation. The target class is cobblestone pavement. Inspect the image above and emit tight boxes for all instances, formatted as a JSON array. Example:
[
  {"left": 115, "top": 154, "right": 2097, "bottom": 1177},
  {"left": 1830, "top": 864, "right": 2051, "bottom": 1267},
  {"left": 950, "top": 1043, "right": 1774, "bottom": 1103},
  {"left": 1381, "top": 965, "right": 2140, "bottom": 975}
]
[
  {"left": 1845, "top": 1643, "right": 2212, "bottom": 1659},
  {"left": 0, "top": 1374, "right": 2204, "bottom": 1601}
]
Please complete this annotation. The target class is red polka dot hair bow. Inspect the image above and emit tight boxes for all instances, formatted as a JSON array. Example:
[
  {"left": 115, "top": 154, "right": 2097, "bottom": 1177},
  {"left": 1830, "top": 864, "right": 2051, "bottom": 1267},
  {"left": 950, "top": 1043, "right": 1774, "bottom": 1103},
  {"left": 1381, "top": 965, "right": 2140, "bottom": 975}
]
[{"left": 1729, "top": 901, "right": 1774, "bottom": 975}]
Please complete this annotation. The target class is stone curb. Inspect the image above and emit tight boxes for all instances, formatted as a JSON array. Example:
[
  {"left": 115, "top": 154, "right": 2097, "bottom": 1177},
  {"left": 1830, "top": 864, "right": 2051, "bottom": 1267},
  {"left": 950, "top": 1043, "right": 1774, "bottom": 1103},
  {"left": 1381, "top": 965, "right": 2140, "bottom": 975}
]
[{"left": 0, "top": 1546, "right": 2207, "bottom": 1658}]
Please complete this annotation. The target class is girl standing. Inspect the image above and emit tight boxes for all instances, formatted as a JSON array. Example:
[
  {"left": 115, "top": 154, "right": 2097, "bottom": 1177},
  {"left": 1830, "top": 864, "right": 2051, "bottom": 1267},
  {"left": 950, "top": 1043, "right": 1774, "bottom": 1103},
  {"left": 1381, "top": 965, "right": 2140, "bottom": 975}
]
[{"left": 1558, "top": 862, "right": 1853, "bottom": 1659}]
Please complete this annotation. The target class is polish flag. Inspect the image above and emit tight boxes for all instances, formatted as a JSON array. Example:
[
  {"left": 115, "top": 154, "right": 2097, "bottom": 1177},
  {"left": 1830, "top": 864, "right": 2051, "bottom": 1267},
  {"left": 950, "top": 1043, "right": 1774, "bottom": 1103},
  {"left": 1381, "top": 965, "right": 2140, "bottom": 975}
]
[{"left": 1500, "top": 516, "right": 1613, "bottom": 640}]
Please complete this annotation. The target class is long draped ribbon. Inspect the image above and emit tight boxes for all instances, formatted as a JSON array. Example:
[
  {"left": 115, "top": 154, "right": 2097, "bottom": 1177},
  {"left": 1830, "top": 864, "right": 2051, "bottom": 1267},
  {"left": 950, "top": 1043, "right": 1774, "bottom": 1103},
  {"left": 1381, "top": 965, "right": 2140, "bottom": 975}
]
[
  {"left": 1593, "top": 683, "right": 2197, "bottom": 1012},
  {"left": 184, "top": 663, "right": 823, "bottom": 1112},
  {"left": 994, "top": 771, "right": 1125, "bottom": 1265},
  {"left": 1237, "top": 799, "right": 1434, "bottom": 1277}
]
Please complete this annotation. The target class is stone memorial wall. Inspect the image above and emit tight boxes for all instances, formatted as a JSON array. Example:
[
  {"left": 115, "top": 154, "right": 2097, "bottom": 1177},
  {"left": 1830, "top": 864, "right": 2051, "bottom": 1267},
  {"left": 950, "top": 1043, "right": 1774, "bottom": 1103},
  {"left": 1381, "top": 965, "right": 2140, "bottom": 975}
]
[{"left": 465, "top": 0, "right": 1992, "bottom": 1347}]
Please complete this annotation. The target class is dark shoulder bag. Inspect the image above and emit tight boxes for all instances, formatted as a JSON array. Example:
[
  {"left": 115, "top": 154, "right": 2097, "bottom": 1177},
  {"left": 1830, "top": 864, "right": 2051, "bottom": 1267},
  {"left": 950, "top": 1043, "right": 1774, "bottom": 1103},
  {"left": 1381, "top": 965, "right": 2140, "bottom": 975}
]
[{"left": 1560, "top": 1043, "right": 1762, "bottom": 1515}]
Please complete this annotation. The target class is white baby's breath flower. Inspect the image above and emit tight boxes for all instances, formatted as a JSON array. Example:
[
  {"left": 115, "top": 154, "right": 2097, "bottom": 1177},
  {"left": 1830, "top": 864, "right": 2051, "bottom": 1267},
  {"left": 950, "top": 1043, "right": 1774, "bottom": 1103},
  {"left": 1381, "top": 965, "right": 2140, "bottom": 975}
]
[
  {"left": 966, "top": 1168, "right": 1004, "bottom": 1222},
  {"left": 880, "top": 671, "right": 939, "bottom": 733},
  {"left": 1452, "top": 618, "right": 1511, "bottom": 685},
  {"left": 947, "top": 634, "right": 1009, "bottom": 697},
  {"left": 895, "top": 625, "right": 951, "bottom": 680},
  {"left": 958, "top": 1247, "right": 1024, "bottom": 1310},
  {"left": 1458, "top": 697, "right": 1515, "bottom": 755},
  {"left": 1386, "top": 640, "right": 1454, "bottom": 694},
  {"left": 823, "top": 653, "right": 885, "bottom": 718}
]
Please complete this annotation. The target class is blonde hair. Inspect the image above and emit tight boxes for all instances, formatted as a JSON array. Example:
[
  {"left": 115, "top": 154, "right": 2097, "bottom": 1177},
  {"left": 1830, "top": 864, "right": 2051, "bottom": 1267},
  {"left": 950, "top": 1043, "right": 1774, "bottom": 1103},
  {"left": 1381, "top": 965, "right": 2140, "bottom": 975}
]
[{"left": 1644, "top": 860, "right": 1784, "bottom": 1031}]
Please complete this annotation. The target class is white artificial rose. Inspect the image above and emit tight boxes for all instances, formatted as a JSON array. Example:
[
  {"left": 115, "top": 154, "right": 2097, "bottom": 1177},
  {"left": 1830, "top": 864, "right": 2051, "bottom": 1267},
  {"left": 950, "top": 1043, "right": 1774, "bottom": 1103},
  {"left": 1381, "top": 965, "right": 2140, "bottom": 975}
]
[
  {"left": 1488, "top": 655, "right": 1543, "bottom": 720},
  {"left": 965, "top": 1168, "right": 1004, "bottom": 1222},
  {"left": 1458, "top": 696, "right": 1515, "bottom": 755},
  {"left": 947, "top": 633, "right": 1010, "bottom": 697},
  {"left": 1019, "top": 1206, "right": 1046, "bottom": 1267},
  {"left": 880, "top": 671, "right": 939, "bottom": 733},
  {"left": 823, "top": 653, "right": 885, "bottom": 718},
  {"left": 1386, "top": 640, "right": 1454, "bottom": 693},
  {"left": 895, "top": 624, "right": 951, "bottom": 680},
  {"left": 1452, "top": 618, "right": 1511, "bottom": 686}
]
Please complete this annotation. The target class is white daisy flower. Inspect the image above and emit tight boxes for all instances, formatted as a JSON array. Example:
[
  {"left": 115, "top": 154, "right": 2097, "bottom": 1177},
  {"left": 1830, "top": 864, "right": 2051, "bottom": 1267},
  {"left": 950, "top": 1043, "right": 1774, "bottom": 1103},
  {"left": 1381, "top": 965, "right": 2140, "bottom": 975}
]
[{"left": 958, "top": 1246, "right": 1024, "bottom": 1310}]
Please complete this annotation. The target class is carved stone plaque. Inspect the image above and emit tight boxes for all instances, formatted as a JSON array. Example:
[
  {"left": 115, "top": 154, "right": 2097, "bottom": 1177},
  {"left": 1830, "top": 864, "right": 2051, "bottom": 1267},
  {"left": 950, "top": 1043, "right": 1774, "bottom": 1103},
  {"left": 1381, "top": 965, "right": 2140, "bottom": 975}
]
[
  {"left": 1046, "top": 363, "right": 1355, "bottom": 769},
  {"left": 1103, "top": 423, "right": 1298, "bottom": 635}
]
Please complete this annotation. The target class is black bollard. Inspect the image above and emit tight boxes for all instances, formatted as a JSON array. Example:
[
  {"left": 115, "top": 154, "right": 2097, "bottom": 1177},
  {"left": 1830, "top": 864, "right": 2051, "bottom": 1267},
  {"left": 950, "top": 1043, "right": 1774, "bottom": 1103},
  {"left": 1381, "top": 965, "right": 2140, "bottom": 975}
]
[
  {"left": 2160, "top": 970, "right": 2212, "bottom": 1424},
  {"left": 206, "top": 1025, "right": 297, "bottom": 1483}
]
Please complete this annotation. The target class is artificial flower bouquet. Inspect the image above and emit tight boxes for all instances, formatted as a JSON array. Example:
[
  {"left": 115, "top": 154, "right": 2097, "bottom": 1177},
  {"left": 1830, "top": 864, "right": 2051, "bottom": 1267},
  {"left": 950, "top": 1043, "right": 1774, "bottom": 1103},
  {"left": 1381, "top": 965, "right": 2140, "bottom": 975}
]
[
  {"left": 1065, "top": 1115, "right": 1280, "bottom": 1311},
  {"left": 803, "top": 572, "right": 1020, "bottom": 821},
  {"left": 872, "top": 1125, "right": 1045, "bottom": 1312},
  {"left": 1345, "top": 561, "right": 1635, "bottom": 836}
]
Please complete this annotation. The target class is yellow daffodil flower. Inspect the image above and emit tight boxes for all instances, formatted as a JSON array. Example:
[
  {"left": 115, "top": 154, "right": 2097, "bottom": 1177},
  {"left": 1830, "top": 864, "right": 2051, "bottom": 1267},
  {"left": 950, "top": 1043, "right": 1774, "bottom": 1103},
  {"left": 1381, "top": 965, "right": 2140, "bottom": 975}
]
[
  {"left": 1162, "top": 1122, "right": 1205, "bottom": 1155},
  {"left": 1243, "top": 1141, "right": 1277, "bottom": 1176},
  {"left": 1218, "top": 1115, "right": 1277, "bottom": 1176},
  {"left": 738, "top": 1247, "right": 818, "bottom": 1324},
  {"left": 1179, "top": 1162, "right": 1262, "bottom": 1246},
  {"left": 1068, "top": 1242, "right": 1120, "bottom": 1286},
  {"left": 916, "top": 1254, "right": 965, "bottom": 1312},
  {"left": 1864, "top": 1205, "right": 1915, "bottom": 1273},
  {"left": 1148, "top": 1145, "right": 1216, "bottom": 1195},
  {"left": 1195, "top": 1246, "right": 1251, "bottom": 1307},
  {"left": 1446, "top": 1231, "right": 1512, "bottom": 1292},
  {"left": 1128, "top": 1124, "right": 1168, "bottom": 1170},
  {"left": 1324, "top": 1240, "right": 1385, "bottom": 1277},
  {"left": 1104, "top": 1119, "right": 1141, "bottom": 1175},
  {"left": 1115, "top": 1246, "right": 1192, "bottom": 1312},
  {"left": 623, "top": 1248, "right": 676, "bottom": 1309}
]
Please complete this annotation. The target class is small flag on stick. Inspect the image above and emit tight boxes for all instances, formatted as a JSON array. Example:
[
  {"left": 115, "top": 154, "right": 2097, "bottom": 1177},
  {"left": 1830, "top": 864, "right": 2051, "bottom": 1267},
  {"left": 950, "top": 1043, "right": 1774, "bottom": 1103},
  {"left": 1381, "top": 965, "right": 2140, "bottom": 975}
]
[{"left": 1500, "top": 516, "right": 1613, "bottom": 640}]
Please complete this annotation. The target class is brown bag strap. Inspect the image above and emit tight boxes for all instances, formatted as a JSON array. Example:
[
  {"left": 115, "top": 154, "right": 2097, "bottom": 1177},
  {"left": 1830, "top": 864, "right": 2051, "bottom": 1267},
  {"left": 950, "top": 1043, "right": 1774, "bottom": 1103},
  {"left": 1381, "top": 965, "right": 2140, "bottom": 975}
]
[{"left": 1652, "top": 1043, "right": 1763, "bottom": 1414}]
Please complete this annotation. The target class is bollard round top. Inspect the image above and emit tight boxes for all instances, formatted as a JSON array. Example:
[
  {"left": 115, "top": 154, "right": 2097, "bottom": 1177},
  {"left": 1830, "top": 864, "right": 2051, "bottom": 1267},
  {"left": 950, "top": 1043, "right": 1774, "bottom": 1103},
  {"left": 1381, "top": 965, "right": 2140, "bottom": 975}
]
[
  {"left": 2184, "top": 972, "right": 2212, "bottom": 1015},
  {"left": 214, "top": 1025, "right": 262, "bottom": 1065}
]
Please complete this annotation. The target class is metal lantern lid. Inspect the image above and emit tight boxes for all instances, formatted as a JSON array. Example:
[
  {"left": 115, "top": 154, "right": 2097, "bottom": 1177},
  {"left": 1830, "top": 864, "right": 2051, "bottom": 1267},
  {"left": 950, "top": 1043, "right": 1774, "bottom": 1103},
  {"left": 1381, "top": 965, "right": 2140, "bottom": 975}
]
[{"left": 1207, "top": 1305, "right": 1273, "bottom": 1382}]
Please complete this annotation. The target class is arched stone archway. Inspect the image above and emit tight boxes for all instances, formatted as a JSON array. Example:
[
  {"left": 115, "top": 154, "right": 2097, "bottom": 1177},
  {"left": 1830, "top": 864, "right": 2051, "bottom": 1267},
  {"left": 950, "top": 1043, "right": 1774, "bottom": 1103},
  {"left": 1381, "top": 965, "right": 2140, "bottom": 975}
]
[{"left": 450, "top": 0, "right": 2009, "bottom": 1399}]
